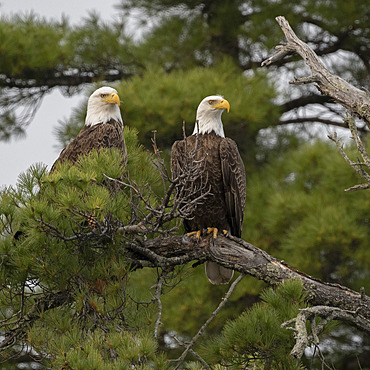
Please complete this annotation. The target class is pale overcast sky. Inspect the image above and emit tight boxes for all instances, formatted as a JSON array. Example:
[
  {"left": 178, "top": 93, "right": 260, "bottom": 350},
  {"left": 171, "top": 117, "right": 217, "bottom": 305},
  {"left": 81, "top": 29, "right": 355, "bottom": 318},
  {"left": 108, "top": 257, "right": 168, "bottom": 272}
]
[{"left": 0, "top": 1, "right": 120, "bottom": 187}]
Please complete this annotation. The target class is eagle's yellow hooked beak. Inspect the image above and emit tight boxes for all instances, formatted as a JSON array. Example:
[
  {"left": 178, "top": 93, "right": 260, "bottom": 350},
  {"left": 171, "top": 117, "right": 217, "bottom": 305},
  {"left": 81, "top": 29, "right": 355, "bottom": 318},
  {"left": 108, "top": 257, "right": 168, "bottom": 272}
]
[
  {"left": 103, "top": 92, "right": 120, "bottom": 107},
  {"left": 212, "top": 99, "right": 230, "bottom": 113}
]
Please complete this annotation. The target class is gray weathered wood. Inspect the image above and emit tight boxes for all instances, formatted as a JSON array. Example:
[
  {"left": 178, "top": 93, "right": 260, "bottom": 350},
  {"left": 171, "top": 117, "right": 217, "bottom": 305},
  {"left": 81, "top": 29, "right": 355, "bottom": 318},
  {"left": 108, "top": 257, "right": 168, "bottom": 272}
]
[
  {"left": 136, "top": 234, "right": 370, "bottom": 326},
  {"left": 261, "top": 16, "right": 370, "bottom": 128}
]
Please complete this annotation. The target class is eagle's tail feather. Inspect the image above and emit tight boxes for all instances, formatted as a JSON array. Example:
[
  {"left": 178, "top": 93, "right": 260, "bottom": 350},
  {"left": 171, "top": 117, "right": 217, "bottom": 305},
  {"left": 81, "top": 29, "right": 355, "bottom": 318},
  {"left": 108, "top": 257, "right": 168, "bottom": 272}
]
[{"left": 205, "top": 261, "right": 234, "bottom": 285}]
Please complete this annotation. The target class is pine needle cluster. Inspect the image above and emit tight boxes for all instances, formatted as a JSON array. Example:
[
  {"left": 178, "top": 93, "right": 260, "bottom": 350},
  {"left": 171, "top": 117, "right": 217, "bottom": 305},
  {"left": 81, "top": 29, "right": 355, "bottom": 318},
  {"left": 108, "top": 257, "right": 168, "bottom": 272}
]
[
  {"left": 0, "top": 128, "right": 170, "bottom": 368},
  {"left": 200, "top": 279, "right": 307, "bottom": 369}
]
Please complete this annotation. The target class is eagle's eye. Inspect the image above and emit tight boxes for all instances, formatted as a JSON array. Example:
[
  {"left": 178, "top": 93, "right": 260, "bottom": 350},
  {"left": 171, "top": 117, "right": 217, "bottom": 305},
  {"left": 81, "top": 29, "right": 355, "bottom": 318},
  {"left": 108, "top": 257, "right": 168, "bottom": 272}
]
[
  {"left": 208, "top": 100, "right": 215, "bottom": 105},
  {"left": 100, "top": 93, "right": 108, "bottom": 98}
]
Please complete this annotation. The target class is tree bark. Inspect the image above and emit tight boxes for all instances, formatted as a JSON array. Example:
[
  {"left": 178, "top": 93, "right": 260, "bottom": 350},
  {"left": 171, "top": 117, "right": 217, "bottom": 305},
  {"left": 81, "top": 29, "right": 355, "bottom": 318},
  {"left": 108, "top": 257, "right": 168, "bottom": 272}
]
[{"left": 129, "top": 233, "right": 370, "bottom": 328}]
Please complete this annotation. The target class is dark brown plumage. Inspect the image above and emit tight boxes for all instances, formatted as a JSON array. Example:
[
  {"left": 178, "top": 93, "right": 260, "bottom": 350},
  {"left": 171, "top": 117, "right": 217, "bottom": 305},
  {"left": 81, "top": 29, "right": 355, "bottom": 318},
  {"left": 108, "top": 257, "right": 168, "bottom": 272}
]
[
  {"left": 171, "top": 132, "right": 246, "bottom": 236},
  {"left": 51, "top": 86, "right": 127, "bottom": 172},
  {"left": 171, "top": 96, "right": 246, "bottom": 284},
  {"left": 51, "top": 119, "right": 126, "bottom": 171}
]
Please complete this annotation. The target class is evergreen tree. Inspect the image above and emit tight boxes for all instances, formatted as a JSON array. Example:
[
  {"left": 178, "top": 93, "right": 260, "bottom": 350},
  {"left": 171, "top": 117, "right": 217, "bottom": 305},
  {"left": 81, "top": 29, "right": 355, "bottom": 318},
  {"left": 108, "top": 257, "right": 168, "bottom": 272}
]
[
  {"left": 0, "top": 0, "right": 368, "bottom": 140},
  {"left": 1, "top": 2, "right": 369, "bottom": 368},
  {"left": 201, "top": 279, "right": 308, "bottom": 369},
  {"left": 0, "top": 128, "right": 168, "bottom": 368},
  {"left": 246, "top": 140, "right": 370, "bottom": 289},
  {"left": 1, "top": 130, "right": 369, "bottom": 368}
]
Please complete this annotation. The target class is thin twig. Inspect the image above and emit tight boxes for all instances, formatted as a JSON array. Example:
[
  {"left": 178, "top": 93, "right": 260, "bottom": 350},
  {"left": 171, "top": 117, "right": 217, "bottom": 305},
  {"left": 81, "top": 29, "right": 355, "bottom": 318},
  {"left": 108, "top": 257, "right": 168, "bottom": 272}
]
[
  {"left": 345, "top": 113, "right": 370, "bottom": 168},
  {"left": 328, "top": 126, "right": 370, "bottom": 191},
  {"left": 172, "top": 335, "right": 210, "bottom": 369},
  {"left": 128, "top": 242, "right": 192, "bottom": 267},
  {"left": 173, "top": 273, "right": 245, "bottom": 369},
  {"left": 152, "top": 271, "right": 167, "bottom": 339}
]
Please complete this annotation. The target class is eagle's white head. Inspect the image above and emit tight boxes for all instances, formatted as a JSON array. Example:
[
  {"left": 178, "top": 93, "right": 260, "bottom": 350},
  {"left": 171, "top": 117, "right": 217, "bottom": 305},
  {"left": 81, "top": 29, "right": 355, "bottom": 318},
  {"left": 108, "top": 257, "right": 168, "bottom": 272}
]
[
  {"left": 85, "top": 86, "right": 123, "bottom": 127},
  {"left": 192, "top": 95, "right": 230, "bottom": 137}
]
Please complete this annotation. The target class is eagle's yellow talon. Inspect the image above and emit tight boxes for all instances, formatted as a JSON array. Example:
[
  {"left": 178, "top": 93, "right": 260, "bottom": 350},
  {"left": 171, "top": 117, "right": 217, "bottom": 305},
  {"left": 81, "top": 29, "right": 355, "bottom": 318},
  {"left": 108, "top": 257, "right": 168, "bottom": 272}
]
[
  {"left": 207, "top": 227, "right": 218, "bottom": 239},
  {"left": 187, "top": 230, "right": 202, "bottom": 240}
]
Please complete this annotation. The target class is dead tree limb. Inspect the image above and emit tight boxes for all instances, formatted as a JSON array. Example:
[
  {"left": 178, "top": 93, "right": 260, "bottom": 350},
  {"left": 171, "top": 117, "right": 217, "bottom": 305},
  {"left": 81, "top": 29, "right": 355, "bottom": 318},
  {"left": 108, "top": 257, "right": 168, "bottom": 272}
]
[
  {"left": 261, "top": 16, "right": 370, "bottom": 129},
  {"left": 2, "top": 233, "right": 369, "bottom": 353},
  {"left": 281, "top": 305, "right": 370, "bottom": 359},
  {"left": 262, "top": 16, "right": 370, "bottom": 192},
  {"left": 130, "top": 233, "right": 370, "bottom": 329}
]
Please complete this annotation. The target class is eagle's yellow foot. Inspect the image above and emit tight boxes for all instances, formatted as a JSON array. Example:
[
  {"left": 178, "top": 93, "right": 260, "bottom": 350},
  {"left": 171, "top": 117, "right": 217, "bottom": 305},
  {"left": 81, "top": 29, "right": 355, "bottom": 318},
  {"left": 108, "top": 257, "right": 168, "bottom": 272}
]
[
  {"left": 207, "top": 227, "right": 218, "bottom": 239},
  {"left": 187, "top": 230, "right": 202, "bottom": 240},
  {"left": 223, "top": 229, "right": 229, "bottom": 236}
]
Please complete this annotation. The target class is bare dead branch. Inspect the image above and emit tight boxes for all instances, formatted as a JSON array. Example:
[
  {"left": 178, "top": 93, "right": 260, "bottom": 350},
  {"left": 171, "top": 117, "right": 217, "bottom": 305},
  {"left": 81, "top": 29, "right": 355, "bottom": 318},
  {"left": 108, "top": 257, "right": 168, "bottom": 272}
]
[
  {"left": 262, "top": 16, "right": 370, "bottom": 191},
  {"left": 151, "top": 270, "right": 169, "bottom": 339},
  {"left": 327, "top": 133, "right": 368, "bottom": 179},
  {"left": 3, "top": 232, "right": 369, "bottom": 357},
  {"left": 261, "top": 43, "right": 295, "bottom": 67},
  {"left": 173, "top": 273, "right": 245, "bottom": 369},
  {"left": 140, "top": 234, "right": 370, "bottom": 324},
  {"left": 172, "top": 335, "right": 211, "bottom": 369},
  {"left": 282, "top": 305, "right": 370, "bottom": 359},
  {"left": 345, "top": 113, "right": 370, "bottom": 168},
  {"left": 343, "top": 183, "right": 370, "bottom": 192},
  {"left": 328, "top": 119, "right": 370, "bottom": 191},
  {"left": 261, "top": 16, "right": 370, "bottom": 128}
]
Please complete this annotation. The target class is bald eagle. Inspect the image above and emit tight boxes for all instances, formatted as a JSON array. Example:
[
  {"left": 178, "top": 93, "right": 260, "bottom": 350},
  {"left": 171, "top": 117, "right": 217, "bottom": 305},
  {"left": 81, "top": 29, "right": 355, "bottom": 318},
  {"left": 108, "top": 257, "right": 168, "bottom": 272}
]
[
  {"left": 171, "top": 95, "right": 246, "bottom": 285},
  {"left": 51, "top": 86, "right": 127, "bottom": 171},
  {"left": 13, "top": 87, "right": 126, "bottom": 240}
]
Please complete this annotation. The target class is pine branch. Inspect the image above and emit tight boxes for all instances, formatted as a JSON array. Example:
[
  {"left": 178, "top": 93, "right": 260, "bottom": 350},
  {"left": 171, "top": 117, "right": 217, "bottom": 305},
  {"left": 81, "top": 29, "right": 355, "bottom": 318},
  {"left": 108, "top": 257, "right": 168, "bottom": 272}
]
[
  {"left": 2, "top": 232, "right": 369, "bottom": 357},
  {"left": 281, "top": 117, "right": 368, "bottom": 133},
  {"left": 0, "top": 290, "right": 72, "bottom": 352}
]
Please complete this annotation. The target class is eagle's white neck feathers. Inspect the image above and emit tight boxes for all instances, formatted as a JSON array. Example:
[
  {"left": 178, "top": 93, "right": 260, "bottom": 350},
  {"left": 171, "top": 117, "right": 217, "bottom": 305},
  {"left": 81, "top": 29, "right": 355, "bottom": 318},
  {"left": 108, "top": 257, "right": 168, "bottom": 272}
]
[
  {"left": 85, "top": 87, "right": 123, "bottom": 127},
  {"left": 192, "top": 95, "right": 227, "bottom": 138}
]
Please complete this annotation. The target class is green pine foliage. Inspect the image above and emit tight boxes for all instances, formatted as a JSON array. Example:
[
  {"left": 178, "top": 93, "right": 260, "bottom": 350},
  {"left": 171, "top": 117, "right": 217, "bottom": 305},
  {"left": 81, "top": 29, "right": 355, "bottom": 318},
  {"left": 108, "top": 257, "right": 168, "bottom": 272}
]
[
  {"left": 0, "top": 13, "right": 140, "bottom": 140},
  {"left": 27, "top": 310, "right": 169, "bottom": 369},
  {"left": 1, "top": 130, "right": 369, "bottom": 368},
  {"left": 0, "top": 127, "right": 169, "bottom": 368},
  {"left": 200, "top": 279, "right": 307, "bottom": 369},
  {"left": 0, "top": 13, "right": 136, "bottom": 79},
  {"left": 1, "top": 2, "right": 369, "bottom": 367},
  {"left": 0, "top": 14, "right": 67, "bottom": 76},
  {"left": 120, "top": 0, "right": 369, "bottom": 75}
]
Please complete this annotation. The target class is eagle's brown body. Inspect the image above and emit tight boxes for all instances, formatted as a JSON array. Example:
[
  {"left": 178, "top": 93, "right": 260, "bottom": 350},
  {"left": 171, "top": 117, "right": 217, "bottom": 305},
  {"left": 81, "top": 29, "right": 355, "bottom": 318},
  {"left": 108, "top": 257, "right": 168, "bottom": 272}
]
[
  {"left": 171, "top": 132, "right": 246, "bottom": 238},
  {"left": 51, "top": 119, "right": 126, "bottom": 171},
  {"left": 171, "top": 130, "right": 246, "bottom": 284}
]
